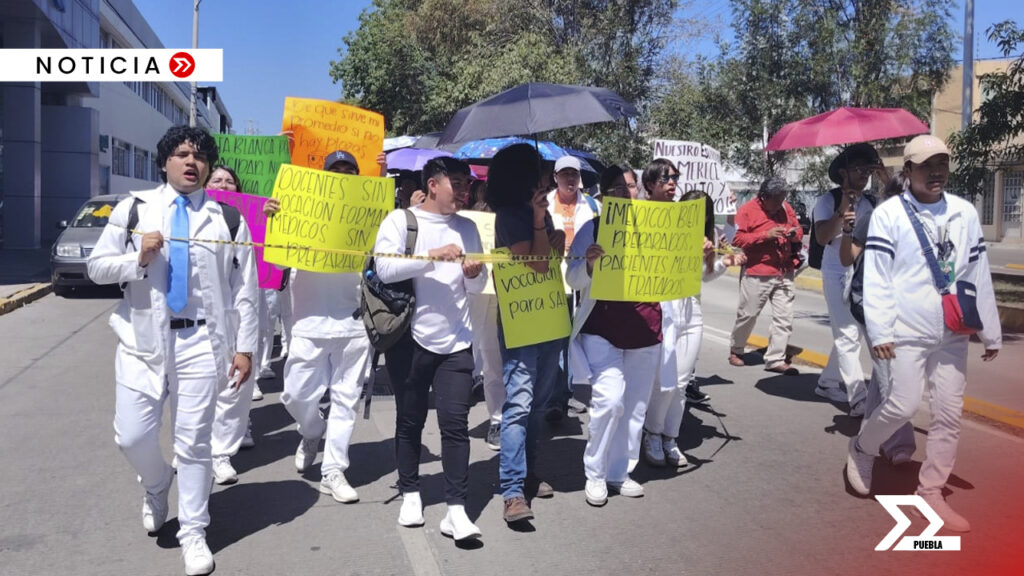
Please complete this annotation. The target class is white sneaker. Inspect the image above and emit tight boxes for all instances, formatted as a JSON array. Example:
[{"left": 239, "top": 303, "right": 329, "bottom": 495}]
[
  {"left": 240, "top": 423, "right": 256, "bottom": 449},
  {"left": 257, "top": 367, "right": 275, "bottom": 380},
  {"left": 439, "top": 504, "right": 481, "bottom": 541},
  {"left": 916, "top": 492, "right": 971, "bottom": 533},
  {"left": 397, "top": 491, "right": 424, "bottom": 527},
  {"left": 608, "top": 477, "right": 644, "bottom": 498},
  {"left": 814, "top": 385, "right": 848, "bottom": 403},
  {"left": 212, "top": 456, "right": 238, "bottom": 485},
  {"left": 181, "top": 536, "right": 215, "bottom": 576},
  {"left": 295, "top": 436, "right": 319, "bottom": 472},
  {"left": 642, "top": 432, "right": 665, "bottom": 467},
  {"left": 585, "top": 479, "right": 608, "bottom": 507},
  {"left": 319, "top": 472, "right": 359, "bottom": 503},
  {"left": 846, "top": 437, "right": 874, "bottom": 496},
  {"left": 141, "top": 478, "right": 171, "bottom": 533},
  {"left": 251, "top": 382, "right": 264, "bottom": 401},
  {"left": 662, "top": 438, "right": 689, "bottom": 467}
]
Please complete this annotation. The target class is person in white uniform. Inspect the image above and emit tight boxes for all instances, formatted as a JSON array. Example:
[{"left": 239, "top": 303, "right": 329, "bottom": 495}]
[
  {"left": 644, "top": 189, "right": 745, "bottom": 468},
  {"left": 846, "top": 135, "right": 1001, "bottom": 533},
  {"left": 374, "top": 157, "right": 487, "bottom": 542},
  {"left": 87, "top": 126, "right": 258, "bottom": 576},
  {"left": 811, "top": 144, "right": 884, "bottom": 416},
  {"left": 262, "top": 149, "right": 378, "bottom": 504}
]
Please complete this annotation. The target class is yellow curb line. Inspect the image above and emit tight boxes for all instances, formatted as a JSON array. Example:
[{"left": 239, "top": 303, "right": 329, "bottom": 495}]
[
  {"left": 0, "top": 283, "right": 54, "bottom": 316},
  {"left": 1006, "top": 263, "right": 1024, "bottom": 270},
  {"left": 745, "top": 333, "right": 1024, "bottom": 432}
]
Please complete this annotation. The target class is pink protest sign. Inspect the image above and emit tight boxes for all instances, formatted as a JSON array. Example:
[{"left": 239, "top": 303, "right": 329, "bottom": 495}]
[{"left": 207, "top": 188, "right": 286, "bottom": 290}]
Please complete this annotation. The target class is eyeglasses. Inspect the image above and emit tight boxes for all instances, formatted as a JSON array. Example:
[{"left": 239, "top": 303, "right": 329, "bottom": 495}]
[{"left": 658, "top": 174, "right": 680, "bottom": 184}]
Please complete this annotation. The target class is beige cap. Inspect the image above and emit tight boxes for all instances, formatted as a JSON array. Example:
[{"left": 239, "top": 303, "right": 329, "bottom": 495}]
[{"left": 903, "top": 135, "right": 951, "bottom": 164}]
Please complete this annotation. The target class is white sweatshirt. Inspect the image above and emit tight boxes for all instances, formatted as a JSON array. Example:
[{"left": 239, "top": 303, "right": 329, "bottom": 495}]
[
  {"left": 373, "top": 207, "right": 487, "bottom": 354},
  {"left": 289, "top": 270, "right": 364, "bottom": 340},
  {"left": 864, "top": 191, "right": 1001, "bottom": 350}
]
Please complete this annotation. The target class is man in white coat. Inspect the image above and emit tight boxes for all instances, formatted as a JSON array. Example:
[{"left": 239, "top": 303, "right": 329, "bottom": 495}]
[
  {"left": 846, "top": 135, "right": 1001, "bottom": 533},
  {"left": 88, "top": 126, "right": 258, "bottom": 576}
]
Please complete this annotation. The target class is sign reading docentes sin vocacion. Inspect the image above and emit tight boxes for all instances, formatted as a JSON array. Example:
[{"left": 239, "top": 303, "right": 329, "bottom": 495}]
[
  {"left": 590, "top": 197, "right": 705, "bottom": 302},
  {"left": 263, "top": 164, "right": 393, "bottom": 273}
]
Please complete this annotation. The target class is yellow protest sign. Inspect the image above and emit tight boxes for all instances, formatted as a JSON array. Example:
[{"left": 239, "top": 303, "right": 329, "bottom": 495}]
[
  {"left": 492, "top": 247, "right": 571, "bottom": 348},
  {"left": 461, "top": 210, "right": 495, "bottom": 295},
  {"left": 590, "top": 197, "right": 705, "bottom": 302},
  {"left": 263, "top": 164, "right": 394, "bottom": 273},
  {"left": 282, "top": 97, "right": 385, "bottom": 178}
]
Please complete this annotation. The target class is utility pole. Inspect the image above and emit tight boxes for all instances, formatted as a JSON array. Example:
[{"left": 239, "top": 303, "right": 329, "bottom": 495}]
[
  {"left": 188, "top": 0, "right": 200, "bottom": 127},
  {"left": 962, "top": 0, "right": 974, "bottom": 130}
]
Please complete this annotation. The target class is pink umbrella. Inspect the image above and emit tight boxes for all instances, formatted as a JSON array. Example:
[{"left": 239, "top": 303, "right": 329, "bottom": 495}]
[{"left": 765, "top": 107, "right": 930, "bottom": 151}]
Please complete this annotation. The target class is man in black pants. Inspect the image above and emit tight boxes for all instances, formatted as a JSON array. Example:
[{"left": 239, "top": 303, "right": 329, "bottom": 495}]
[{"left": 372, "top": 157, "right": 486, "bottom": 542}]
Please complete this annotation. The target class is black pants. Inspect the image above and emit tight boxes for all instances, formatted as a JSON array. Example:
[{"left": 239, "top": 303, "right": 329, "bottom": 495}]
[{"left": 385, "top": 333, "right": 474, "bottom": 505}]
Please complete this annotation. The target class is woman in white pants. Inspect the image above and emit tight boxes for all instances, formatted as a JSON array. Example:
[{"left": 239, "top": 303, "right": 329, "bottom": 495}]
[
  {"left": 567, "top": 173, "right": 661, "bottom": 507},
  {"left": 644, "top": 189, "right": 745, "bottom": 467},
  {"left": 207, "top": 166, "right": 259, "bottom": 485}
]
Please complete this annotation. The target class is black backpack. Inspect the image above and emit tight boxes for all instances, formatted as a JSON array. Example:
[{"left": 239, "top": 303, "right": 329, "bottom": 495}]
[
  {"left": 808, "top": 189, "right": 877, "bottom": 270},
  {"left": 359, "top": 209, "right": 418, "bottom": 352}
]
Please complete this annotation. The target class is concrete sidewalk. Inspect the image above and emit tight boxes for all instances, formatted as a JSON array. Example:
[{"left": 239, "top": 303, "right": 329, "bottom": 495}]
[{"left": 0, "top": 248, "right": 52, "bottom": 314}]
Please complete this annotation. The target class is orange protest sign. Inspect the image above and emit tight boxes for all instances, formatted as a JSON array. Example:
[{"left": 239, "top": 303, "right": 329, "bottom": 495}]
[{"left": 282, "top": 97, "right": 385, "bottom": 177}]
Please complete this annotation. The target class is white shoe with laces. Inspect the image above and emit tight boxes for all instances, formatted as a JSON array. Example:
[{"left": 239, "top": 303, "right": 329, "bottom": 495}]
[
  {"left": 608, "top": 477, "right": 644, "bottom": 498},
  {"left": 319, "top": 472, "right": 359, "bottom": 503},
  {"left": 398, "top": 491, "right": 424, "bottom": 527},
  {"left": 585, "top": 479, "right": 608, "bottom": 507},
  {"left": 141, "top": 478, "right": 171, "bottom": 533},
  {"left": 251, "top": 381, "right": 264, "bottom": 401},
  {"left": 662, "top": 438, "right": 689, "bottom": 467},
  {"left": 915, "top": 492, "right": 971, "bottom": 533},
  {"left": 212, "top": 456, "right": 238, "bottom": 485},
  {"left": 439, "top": 504, "right": 481, "bottom": 541},
  {"left": 846, "top": 436, "right": 874, "bottom": 496},
  {"left": 642, "top": 432, "right": 665, "bottom": 467},
  {"left": 295, "top": 436, "right": 319, "bottom": 472},
  {"left": 181, "top": 536, "right": 215, "bottom": 576},
  {"left": 240, "top": 423, "right": 256, "bottom": 449}
]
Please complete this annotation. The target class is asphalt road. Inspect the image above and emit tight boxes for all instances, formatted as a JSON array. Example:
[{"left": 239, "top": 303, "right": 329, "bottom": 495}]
[{"left": 1, "top": 292, "right": 1022, "bottom": 576}]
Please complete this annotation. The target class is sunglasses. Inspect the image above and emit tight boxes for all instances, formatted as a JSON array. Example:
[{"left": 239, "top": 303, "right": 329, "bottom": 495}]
[{"left": 658, "top": 174, "right": 680, "bottom": 184}]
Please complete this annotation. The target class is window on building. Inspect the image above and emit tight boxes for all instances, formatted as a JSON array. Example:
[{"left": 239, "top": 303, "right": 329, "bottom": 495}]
[
  {"left": 1004, "top": 171, "right": 1023, "bottom": 225},
  {"left": 151, "top": 157, "right": 162, "bottom": 183},
  {"left": 112, "top": 139, "right": 130, "bottom": 177},
  {"left": 134, "top": 148, "right": 148, "bottom": 181},
  {"left": 980, "top": 172, "right": 995, "bottom": 226}
]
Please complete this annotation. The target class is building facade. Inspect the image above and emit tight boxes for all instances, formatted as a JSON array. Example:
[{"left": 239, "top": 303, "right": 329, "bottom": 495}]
[{"left": 0, "top": 0, "right": 231, "bottom": 249}]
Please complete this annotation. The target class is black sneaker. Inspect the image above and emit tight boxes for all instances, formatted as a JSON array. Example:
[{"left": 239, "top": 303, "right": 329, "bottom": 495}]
[
  {"left": 685, "top": 383, "right": 710, "bottom": 404},
  {"left": 485, "top": 422, "right": 500, "bottom": 451}
]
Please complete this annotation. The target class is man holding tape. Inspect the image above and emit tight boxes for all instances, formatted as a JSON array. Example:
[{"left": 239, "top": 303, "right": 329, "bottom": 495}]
[
  {"left": 262, "top": 149, "right": 381, "bottom": 504},
  {"left": 846, "top": 135, "right": 1001, "bottom": 532},
  {"left": 88, "top": 125, "right": 258, "bottom": 576}
]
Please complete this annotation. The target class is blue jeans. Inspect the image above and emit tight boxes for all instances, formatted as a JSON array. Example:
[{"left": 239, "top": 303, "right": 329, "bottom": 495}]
[{"left": 498, "top": 330, "right": 563, "bottom": 500}]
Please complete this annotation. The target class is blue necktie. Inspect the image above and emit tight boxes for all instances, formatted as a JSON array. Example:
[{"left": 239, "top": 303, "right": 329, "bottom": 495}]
[{"left": 167, "top": 195, "right": 189, "bottom": 314}]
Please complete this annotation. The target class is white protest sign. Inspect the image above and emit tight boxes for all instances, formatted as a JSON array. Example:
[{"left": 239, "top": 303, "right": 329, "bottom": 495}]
[{"left": 652, "top": 139, "right": 736, "bottom": 215}]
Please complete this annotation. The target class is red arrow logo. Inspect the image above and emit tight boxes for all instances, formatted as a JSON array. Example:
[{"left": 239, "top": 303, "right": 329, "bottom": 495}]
[{"left": 169, "top": 52, "right": 195, "bottom": 78}]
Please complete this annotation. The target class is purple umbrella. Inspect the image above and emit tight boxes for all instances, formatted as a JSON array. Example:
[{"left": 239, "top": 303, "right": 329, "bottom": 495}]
[{"left": 385, "top": 148, "right": 452, "bottom": 171}]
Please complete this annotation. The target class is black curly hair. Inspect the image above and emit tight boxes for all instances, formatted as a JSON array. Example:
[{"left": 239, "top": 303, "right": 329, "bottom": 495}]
[{"left": 156, "top": 125, "right": 219, "bottom": 183}]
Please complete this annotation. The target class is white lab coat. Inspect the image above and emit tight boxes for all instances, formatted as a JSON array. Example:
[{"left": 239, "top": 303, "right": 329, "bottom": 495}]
[{"left": 88, "top": 185, "right": 259, "bottom": 399}]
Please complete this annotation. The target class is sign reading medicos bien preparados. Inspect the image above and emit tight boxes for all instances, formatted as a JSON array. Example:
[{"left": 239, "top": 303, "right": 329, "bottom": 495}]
[{"left": 0, "top": 49, "right": 223, "bottom": 82}]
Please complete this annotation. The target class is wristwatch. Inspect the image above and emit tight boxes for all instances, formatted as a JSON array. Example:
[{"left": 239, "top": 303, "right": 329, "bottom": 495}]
[{"left": 237, "top": 351, "right": 253, "bottom": 359}]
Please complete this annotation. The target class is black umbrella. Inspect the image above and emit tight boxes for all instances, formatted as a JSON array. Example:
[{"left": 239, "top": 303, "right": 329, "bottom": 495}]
[{"left": 436, "top": 83, "right": 638, "bottom": 146}]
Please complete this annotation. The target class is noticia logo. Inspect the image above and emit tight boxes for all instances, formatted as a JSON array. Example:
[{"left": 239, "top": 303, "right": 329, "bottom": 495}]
[
  {"left": 875, "top": 495, "right": 962, "bottom": 551},
  {"left": 0, "top": 49, "right": 222, "bottom": 82},
  {"left": 36, "top": 52, "right": 195, "bottom": 78}
]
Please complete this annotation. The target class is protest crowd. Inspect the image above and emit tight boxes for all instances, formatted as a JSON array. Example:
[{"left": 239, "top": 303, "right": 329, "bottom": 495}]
[{"left": 85, "top": 92, "right": 1001, "bottom": 575}]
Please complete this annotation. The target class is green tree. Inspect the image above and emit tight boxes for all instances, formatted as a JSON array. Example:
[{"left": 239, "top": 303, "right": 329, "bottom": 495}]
[{"left": 950, "top": 20, "right": 1024, "bottom": 199}]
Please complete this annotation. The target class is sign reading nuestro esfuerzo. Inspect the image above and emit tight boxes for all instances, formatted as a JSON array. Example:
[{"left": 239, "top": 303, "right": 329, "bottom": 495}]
[{"left": 0, "top": 49, "right": 223, "bottom": 82}]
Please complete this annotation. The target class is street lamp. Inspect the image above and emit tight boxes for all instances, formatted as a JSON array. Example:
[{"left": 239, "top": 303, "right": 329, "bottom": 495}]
[{"left": 189, "top": 0, "right": 201, "bottom": 127}]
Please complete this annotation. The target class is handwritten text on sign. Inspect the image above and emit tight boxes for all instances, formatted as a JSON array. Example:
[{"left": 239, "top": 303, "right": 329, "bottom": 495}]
[
  {"left": 211, "top": 134, "right": 291, "bottom": 198},
  {"left": 282, "top": 97, "right": 385, "bottom": 178},
  {"left": 263, "top": 164, "right": 394, "bottom": 273},
  {"left": 591, "top": 197, "right": 705, "bottom": 302},
  {"left": 492, "top": 248, "right": 571, "bottom": 348},
  {"left": 653, "top": 139, "right": 735, "bottom": 215},
  {"left": 206, "top": 188, "right": 285, "bottom": 290}
]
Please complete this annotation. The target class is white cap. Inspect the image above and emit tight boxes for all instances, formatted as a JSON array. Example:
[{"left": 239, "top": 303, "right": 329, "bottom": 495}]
[
  {"left": 554, "top": 155, "right": 582, "bottom": 173},
  {"left": 903, "top": 135, "right": 951, "bottom": 164}
]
